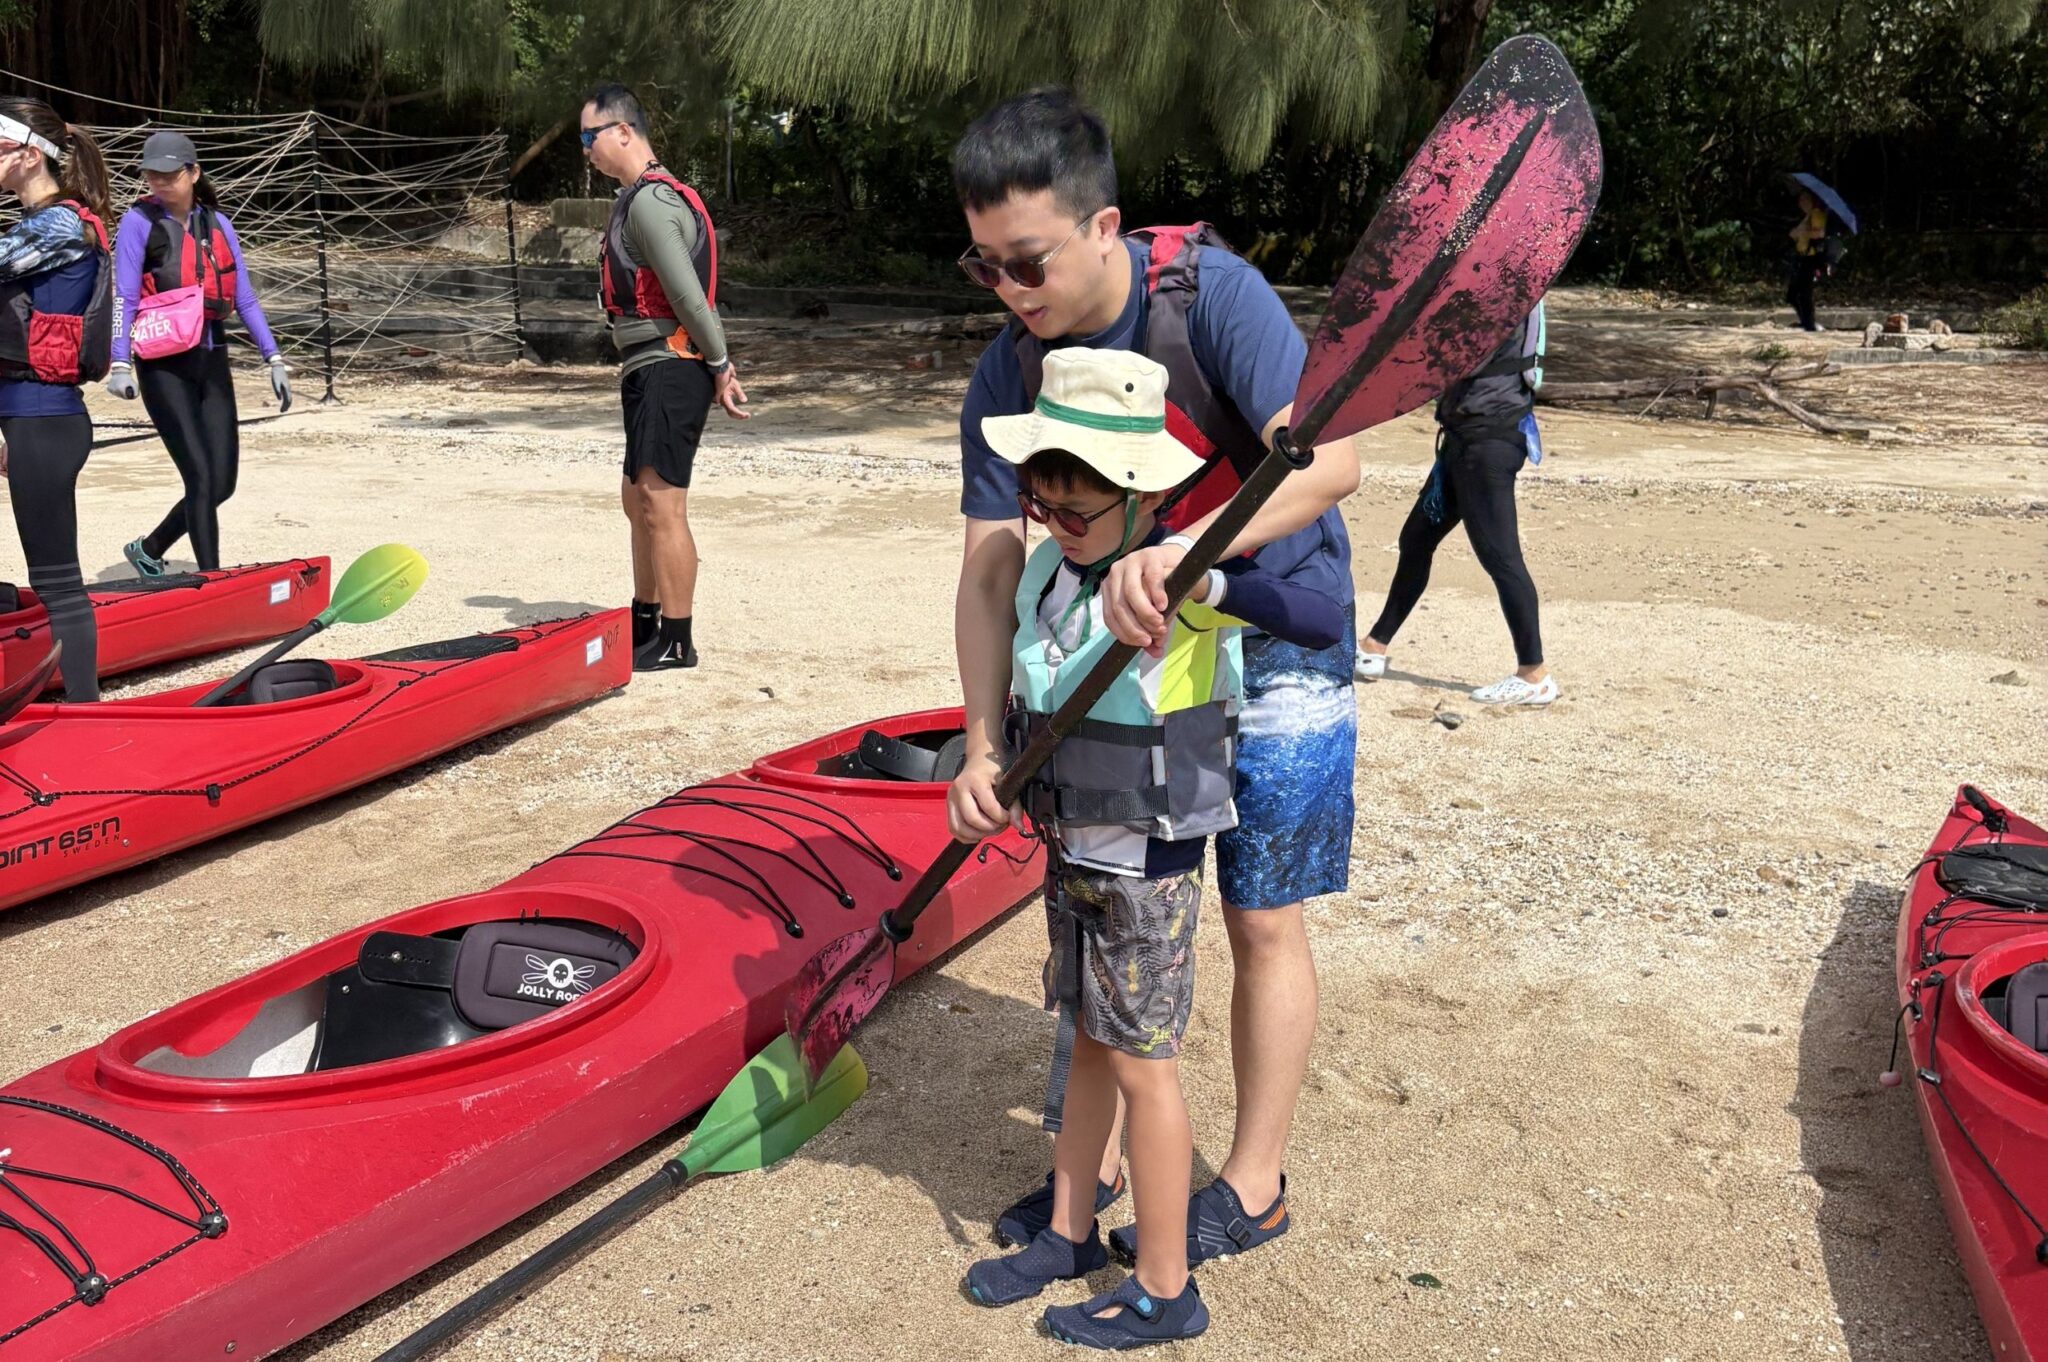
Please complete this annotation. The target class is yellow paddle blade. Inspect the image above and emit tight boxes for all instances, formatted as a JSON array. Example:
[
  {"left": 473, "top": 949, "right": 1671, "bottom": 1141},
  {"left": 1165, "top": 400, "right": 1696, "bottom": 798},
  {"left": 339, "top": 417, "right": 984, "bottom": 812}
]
[{"left": 324, "top": 543, "right": 428, "bottom": 625}]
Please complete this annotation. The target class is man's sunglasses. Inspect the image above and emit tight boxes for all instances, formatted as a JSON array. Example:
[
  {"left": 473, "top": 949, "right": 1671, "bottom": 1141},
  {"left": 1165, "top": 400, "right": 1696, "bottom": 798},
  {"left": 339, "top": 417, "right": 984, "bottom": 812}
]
[
  {"left": 959, "top": 212, "right": 1099, "bottom": 290},
  {"left": 579, "top": 121, "right": 625, "bottom": 149},
  {"left": 1016, "top": 488, "right": 1128, "bottom": 537}
]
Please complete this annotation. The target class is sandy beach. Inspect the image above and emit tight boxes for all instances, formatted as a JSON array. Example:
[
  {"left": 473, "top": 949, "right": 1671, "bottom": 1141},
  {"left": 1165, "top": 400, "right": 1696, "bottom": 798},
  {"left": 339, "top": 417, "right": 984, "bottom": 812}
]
[{"left": 3, "top": 289, "right": 2044, "bottom": 1360}]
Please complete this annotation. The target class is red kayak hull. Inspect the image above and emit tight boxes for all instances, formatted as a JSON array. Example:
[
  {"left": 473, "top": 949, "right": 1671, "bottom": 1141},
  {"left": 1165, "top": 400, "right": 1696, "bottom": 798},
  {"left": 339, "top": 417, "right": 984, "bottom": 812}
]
[
  {"left": 0, "top": 611, "right": 631, "bottom": 912},
  {"left": 1897, "top": 789, "right": 2048, "bottom": 1361},
  {"left": 0, "top": 708, "right": 1040, "bottom": 1359},
  {"left": 0, "top": 560, "right": 331, "bottom": 691}
]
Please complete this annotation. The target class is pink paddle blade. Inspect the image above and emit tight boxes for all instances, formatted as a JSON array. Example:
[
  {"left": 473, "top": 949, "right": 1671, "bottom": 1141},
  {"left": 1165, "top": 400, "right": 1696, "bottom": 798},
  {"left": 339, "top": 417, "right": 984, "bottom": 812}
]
[
  {"left": 1293, "top": 34, "right": 1603, "bottom": 445},
  {"left": 784, "top": 925, "right": 897, "bottom": 1084}
]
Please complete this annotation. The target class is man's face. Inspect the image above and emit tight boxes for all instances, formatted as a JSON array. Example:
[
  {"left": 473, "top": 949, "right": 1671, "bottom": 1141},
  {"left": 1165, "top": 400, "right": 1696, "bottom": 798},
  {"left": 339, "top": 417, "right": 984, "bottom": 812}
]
[
  {"left": 580, "top": 103, "right": 635, "bottom": 182},
  {"left": 962, "top": 189, "right": 1121, "bottom": 341}
]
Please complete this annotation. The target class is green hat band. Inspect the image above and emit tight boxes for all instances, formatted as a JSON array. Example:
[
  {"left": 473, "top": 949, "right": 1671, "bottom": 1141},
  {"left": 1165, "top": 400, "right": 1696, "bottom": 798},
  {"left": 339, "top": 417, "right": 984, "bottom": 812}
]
[{"left": 1034, "top": 394, "right": 1166, "bottom": 435}]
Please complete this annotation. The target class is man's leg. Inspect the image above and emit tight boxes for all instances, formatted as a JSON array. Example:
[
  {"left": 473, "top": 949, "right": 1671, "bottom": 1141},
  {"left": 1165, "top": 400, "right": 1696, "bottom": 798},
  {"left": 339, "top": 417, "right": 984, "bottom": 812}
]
[
  {"left": 1212, "top": 612, "right": 1357, "bottom": 1210},
  {"left": 1215, "top": 903, "right": 1315, "bottom": 1213},
  {"left": 633, "top": 465, "right": 699, "bottom": 615},
  {"left": 623, "top": 475, "right": 656, "bottom": 601}
]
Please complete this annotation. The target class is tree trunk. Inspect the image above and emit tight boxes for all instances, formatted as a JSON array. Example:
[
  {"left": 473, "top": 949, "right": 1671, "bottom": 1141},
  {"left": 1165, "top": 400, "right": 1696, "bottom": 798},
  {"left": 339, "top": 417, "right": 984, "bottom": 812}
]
[
  {"left": 1422, "top": 0, "right": 1498, "bottom": 121},
  {"left": 510, "top": 117, "right": 570, "bottom": 181}
]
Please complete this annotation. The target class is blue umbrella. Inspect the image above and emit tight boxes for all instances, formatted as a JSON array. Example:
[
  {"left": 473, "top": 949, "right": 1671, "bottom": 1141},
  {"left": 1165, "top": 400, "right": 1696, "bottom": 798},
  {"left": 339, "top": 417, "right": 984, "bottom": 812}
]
[{"left": 1788, "top": 172, "right": 1858, "bottom": 235}]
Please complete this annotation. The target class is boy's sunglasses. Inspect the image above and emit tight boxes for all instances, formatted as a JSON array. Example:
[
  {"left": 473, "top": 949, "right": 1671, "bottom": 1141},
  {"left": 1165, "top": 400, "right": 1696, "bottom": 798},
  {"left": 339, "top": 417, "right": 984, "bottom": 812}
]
[
  {"left": 959, "top": 211, "right": 1100, "bottom": 290},
  {"left": 1016, "top": 488, "right": 1127, "bottom": 537},
  {"left": 579, "top": 120, "right": 625, "bottom": 149}
]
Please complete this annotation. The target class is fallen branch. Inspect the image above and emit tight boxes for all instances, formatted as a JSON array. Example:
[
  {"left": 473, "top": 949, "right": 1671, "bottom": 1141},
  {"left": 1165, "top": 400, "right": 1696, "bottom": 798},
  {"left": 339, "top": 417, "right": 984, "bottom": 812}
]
[{"left": 1537, "top": 361, "right": 1887, "bottom": 436}]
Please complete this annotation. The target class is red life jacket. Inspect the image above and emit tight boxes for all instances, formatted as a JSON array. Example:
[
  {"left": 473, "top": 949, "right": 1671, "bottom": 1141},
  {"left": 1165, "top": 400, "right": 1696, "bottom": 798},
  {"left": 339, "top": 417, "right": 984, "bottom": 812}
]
[
  {"left": 600, "top": 167, "right": 718, "bottom": 356},
  {"left": 0, "top": 200, "right": 113, "bottom": 386},
  {"left": 1011, "top": 224, "right": 1266, "bottom": 533},
  {"left": 137, "top": 198, "right": 237, "bottom": 320}
]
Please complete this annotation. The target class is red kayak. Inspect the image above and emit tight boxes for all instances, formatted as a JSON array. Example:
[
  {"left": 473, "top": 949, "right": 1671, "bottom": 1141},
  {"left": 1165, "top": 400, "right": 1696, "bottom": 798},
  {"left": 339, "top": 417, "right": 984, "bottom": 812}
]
[
  {"left": 0, "top": 611, "right": 630, "bottom": 913},
  {"left": 0, "top": 560, "right": 331, "bottom": 691},
  {"left": 1896, "top": 787, "right": 2048, "bottom": 1359},
  {"left": 0, "top": 709, "right": 1038, "bottom": 1358}
]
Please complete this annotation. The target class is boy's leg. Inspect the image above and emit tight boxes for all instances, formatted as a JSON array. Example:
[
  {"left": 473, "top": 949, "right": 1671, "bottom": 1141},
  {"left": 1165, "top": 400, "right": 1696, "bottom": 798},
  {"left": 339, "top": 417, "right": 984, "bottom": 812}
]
[
  {"left": 1050, "top": 1032, "right": 1120, "bottom": 1242},
  {"left": 1106, "top": 1048, "right": 1192, "bottom": 1301}
]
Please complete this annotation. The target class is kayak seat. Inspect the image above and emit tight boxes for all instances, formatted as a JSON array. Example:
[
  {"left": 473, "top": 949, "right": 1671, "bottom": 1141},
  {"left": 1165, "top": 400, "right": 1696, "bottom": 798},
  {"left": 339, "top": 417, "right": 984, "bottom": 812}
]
[
  {"left": 1937, "top": 844, "right": 2048, "bottom": 911},
  {"left": 0, "top": 582, "right": 16, "bottom": 613},
  {"left": 309, "top": 919, "right": 637, "bottom": 1071},
  {"left": 837, "top": 728, "right": 970, "bottom": 783},
  {"left": 89, "top": 571, "right": 210, "bottom": 594},
  {"left": 2000, "top": 962, "right": 2048, "bottom": 1054},
  {"left": 237, "top": 659, "right": 341, "bottom": 706}
]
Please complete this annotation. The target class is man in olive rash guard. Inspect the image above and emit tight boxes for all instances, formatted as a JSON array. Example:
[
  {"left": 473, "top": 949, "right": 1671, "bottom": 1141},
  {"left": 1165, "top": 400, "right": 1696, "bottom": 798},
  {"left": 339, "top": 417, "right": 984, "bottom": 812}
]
[{"left": 581, "top": 84, "right": 748, "bottom": 670}]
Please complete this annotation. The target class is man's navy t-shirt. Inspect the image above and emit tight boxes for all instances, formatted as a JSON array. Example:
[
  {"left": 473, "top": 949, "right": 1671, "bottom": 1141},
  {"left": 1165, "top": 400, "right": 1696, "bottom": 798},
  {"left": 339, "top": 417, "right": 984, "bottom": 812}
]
[{"left": 959, "top": 239, "right": 1353, "bottom": 611}]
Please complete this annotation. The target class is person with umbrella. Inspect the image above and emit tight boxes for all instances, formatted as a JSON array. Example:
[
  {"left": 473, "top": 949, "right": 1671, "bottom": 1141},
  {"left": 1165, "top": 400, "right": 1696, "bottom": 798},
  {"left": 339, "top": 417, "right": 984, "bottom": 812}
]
[{"left": 1786, "top": 172, "right": 1856, "bottom": 332}]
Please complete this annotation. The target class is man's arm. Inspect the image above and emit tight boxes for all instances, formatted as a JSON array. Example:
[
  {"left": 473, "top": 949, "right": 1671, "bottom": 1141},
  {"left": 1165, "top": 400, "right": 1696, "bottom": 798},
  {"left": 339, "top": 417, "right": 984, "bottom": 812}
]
[{"left": 949, "top": 516, "right": 1026, "bottom": 841}]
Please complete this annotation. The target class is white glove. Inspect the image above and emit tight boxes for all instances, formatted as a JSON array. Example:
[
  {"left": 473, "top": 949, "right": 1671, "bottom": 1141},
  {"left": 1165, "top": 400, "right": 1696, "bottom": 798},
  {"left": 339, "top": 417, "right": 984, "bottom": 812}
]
[{"left": 106, "top": 363, "right": 138, "bottom": 400}]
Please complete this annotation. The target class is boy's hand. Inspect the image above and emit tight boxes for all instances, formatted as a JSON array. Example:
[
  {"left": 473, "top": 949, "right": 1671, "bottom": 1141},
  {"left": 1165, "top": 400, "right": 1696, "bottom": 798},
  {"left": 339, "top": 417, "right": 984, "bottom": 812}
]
[
  {"left": 947, "top": 751, "right": 1011, "bottom": 843},
  {"left": 1103, "top": 543, "right": 1185, "bottom": 658}
]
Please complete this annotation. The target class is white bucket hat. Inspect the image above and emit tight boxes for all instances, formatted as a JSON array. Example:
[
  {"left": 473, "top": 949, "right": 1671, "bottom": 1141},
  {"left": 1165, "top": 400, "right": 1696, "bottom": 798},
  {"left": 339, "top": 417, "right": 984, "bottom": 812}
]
[{"left": 981, "top": 348, "right": 1205, "bottom": 494}]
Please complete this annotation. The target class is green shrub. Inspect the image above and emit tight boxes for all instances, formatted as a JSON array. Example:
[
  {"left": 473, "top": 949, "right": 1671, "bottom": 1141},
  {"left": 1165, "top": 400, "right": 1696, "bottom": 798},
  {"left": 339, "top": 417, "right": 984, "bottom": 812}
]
[{"left": 1986, "top": 287, "right": 2048, "bottom": 350}]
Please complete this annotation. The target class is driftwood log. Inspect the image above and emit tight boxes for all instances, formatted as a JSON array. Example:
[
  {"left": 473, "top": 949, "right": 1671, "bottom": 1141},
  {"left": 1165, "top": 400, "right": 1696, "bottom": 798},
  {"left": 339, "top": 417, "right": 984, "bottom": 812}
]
[{"left": 1537, "top": 361, "right": 1886, "bottom": 437}]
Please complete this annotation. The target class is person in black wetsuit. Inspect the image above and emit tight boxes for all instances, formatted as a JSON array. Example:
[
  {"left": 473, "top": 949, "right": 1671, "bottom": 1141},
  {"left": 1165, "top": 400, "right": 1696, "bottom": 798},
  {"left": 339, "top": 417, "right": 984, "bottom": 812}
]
[
  {"left": 1355, "top": 304, "right": 1554, "bottom": 706},
  {"left": 0, "top": 96, "right": 114, "bottom": 702}
]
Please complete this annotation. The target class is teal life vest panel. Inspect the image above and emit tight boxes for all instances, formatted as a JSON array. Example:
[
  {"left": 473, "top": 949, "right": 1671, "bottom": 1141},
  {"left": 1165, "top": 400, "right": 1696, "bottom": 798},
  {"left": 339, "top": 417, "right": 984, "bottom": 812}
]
[{"left": 1008, "top": 538, "right": 1242, "bottom": 849}]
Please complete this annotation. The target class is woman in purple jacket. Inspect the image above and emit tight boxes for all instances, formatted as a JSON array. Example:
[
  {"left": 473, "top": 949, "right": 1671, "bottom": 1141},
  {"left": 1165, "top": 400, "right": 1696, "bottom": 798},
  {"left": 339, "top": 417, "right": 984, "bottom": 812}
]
[{"left": 106, "top": 130, "right": 291, "bottom": 575}]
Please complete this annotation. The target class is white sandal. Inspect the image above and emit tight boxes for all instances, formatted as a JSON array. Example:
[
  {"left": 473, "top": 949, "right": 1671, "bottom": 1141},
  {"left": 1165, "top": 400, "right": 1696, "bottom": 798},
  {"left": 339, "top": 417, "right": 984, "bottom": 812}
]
[
  {"left": 1470, "top": 674, "right": 1558, "bottom": 706},
  {"left": 1354, "top": 648, "right": 1389, "bottom": 682}
]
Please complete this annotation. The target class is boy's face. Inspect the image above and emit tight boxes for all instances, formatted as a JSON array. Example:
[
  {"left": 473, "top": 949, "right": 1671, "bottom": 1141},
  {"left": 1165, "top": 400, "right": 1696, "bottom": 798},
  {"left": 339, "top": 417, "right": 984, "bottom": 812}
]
[
  {"left": 1024, "top": 480, "right": 1162, "bottom": 564},
  {"left": 963, "top": 189, "right": 1122, "bottom": 340}
]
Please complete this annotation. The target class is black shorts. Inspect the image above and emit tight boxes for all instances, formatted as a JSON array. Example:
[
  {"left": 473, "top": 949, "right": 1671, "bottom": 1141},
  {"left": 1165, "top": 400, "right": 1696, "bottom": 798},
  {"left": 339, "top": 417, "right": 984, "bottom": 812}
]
[{"left": 620, "top": 359, "right": 713, "bottom": 489}]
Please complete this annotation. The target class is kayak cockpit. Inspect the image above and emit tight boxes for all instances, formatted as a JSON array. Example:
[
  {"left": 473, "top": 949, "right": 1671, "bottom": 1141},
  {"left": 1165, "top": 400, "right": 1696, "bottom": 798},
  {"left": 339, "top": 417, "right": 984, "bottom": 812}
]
[
  {"left": 136, "top": 917, "right": 638, "bottom": 1078},
  {"left": 750, "top": 707, "right": 972, "bottom": 791},
  {"left": 1937, "top": 842, "right": 2048, "bottom": 1075},
  {"left": 97, "top": 886, "right": 654, "bottom": 1099}
]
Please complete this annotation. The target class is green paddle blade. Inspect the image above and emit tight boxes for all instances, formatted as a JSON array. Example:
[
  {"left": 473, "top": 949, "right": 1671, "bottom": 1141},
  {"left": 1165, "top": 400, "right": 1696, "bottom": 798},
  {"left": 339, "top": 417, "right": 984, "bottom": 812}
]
[
  {"left": 320, "top": 543, "right": 427, "bottom": 626},
  {"left": 677, "top": 1035, "right": 867, "bottom": 1179}
]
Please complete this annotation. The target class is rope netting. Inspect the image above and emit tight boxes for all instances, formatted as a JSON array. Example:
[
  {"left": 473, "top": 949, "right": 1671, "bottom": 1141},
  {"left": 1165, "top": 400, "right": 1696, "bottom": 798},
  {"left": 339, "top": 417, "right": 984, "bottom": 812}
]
[{"left": 1, "top": 67, "right": 525, "bottom": 393}]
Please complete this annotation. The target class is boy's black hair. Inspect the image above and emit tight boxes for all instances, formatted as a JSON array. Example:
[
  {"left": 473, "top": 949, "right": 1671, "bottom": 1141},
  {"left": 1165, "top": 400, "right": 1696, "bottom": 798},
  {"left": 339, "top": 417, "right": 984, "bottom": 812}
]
[
  {"left": 584, "top": 83, "right": 648, "bottom": 136},
  {"left": 952, "top": 88, "right": 1117, "bottom": 220},
  {"left": 1019, "top": 447, "right": 1120, "bottom": 500}
]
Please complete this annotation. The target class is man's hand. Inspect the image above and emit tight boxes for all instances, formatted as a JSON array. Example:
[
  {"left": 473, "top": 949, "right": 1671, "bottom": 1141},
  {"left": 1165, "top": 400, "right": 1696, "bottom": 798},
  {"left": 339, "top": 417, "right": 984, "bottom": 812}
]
[
  {"left": 713, "top": 365, "right": 749, "bottom": 420},
  {"left": 1101, "top": 542, "right": 1189, "bottom": 655},
  {"left": 946, "top": 750, "right": 1011, "bottom": 843}
]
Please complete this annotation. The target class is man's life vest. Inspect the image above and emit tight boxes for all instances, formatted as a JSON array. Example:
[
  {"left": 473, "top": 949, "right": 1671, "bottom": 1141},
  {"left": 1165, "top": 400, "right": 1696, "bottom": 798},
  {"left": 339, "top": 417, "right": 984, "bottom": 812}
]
[
  {"left": 600, "top": 166, "right": 718, "bottom": 356},
  {"left": 1010, "top": 224, "right": 1265, "bottom": 532},
  {"left": 0, "top": 200, "right": 113, "bottom": 385}
]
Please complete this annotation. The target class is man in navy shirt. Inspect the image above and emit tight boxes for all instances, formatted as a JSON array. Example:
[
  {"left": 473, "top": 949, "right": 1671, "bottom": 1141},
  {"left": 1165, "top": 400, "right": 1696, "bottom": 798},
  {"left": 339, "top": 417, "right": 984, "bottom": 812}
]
[{"left": 946, "top": 89, "right": 1361, "bottom": 1269}]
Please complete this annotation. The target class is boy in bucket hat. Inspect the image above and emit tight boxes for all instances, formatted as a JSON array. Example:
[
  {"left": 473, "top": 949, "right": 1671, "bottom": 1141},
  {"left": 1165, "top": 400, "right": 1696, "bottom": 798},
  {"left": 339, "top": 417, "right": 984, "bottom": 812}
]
[{"left": 957, "top": 348, "right": 1341, "bottom": 1348}]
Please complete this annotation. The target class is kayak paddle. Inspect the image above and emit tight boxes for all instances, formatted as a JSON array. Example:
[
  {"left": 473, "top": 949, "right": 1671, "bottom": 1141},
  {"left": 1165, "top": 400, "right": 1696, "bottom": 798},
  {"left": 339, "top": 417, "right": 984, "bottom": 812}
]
[
  {"left": 373, "top": 1035, "right": 867, "bottom": 1361},
  {"left": 0, "top": 643, "right": 60, "bottom": 724},
  {"left": 194, "top": 543, "right": 427, "bottom": 708},
  {"left": 782, "top": 32, "right": 1605, "bottom": 1084}
]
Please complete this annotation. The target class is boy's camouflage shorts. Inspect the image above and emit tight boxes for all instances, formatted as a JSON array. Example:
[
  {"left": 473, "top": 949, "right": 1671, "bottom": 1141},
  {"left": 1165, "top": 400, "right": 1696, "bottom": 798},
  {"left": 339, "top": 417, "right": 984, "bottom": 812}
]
[{"left": 1043, "top": 863, "right": 1202, "bottom": 1059}]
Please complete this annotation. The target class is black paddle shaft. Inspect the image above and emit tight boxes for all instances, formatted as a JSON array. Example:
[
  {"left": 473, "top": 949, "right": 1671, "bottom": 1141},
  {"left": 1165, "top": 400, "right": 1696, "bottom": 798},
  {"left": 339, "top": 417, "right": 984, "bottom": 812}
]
[
  {"left": 879, "top": 427, "right": 1316, "bottom": 944},
  {"left": 375, "top": 1161, "right": 689, "bottom": 1362}
]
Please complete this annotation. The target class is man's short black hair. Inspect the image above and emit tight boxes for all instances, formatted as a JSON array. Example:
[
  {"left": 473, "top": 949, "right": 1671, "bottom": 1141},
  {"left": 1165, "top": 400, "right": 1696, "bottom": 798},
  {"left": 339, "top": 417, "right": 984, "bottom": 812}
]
[
  {"left": 584, "top": 83, "right": 648, "bottom": 136},
  {"left": 952, "top": 88, "right": 1117, "bottom": 219},
  {"left": 1020, "top": 447, "right": 1120, "bottom": 500}
]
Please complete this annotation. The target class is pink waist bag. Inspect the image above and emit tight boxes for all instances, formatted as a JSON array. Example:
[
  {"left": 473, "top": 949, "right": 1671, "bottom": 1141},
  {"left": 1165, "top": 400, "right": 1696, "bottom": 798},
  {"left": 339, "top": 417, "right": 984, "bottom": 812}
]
[{"left": 130, "top": 285, "right": 206, "bottom": 360}]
